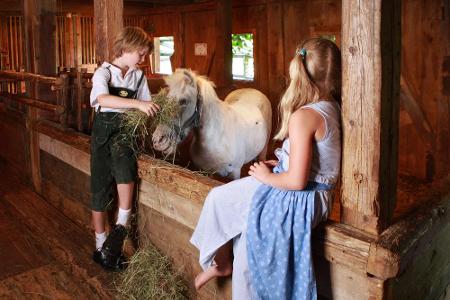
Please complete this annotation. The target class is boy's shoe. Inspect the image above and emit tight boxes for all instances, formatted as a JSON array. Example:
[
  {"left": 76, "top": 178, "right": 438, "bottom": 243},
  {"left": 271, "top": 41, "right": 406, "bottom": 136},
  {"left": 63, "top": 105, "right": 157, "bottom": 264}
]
[
  {"left": 92, "top": 248, "right": 127, "bottom": 271},
  {"left": 103, "top": 224, "right": 128, "bottom": 257},
  {"left": 92, "top": 224, "right": 128, "bottom": 271}
]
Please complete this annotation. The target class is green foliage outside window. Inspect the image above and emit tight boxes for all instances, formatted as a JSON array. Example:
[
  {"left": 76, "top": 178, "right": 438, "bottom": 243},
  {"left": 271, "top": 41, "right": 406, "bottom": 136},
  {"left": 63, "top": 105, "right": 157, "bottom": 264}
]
[{"left": 232, "top": 33, "right": 254, "bottom": 80}]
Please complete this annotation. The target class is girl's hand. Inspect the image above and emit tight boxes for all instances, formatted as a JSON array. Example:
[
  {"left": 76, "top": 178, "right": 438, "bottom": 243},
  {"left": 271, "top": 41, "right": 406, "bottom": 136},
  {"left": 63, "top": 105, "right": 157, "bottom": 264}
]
[
  {"left": 263, "top": 160, "right": 278, "bottom": 167},
  {"left": 249, "top": 161, "right": 272, "bottom": 183},
  {"left": 137, "top": 101, "right": 160, "bottom": 117}
]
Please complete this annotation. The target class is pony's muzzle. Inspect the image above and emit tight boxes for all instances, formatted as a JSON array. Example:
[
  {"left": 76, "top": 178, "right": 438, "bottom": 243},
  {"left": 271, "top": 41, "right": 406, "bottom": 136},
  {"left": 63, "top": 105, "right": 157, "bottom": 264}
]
[{"left": 152, "top": 126, "right": 176, "bottom": 154}]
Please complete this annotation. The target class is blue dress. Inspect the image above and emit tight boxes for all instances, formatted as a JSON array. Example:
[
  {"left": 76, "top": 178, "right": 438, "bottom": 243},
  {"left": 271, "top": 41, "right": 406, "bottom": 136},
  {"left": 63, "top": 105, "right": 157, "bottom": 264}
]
[{"left": 247, "top": 160, "right": 334, "bottom": 300}]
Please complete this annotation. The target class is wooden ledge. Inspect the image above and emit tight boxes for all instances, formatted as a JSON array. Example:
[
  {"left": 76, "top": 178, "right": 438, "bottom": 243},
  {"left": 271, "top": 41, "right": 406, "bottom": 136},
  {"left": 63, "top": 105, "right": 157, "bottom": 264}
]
[
  {"left": 138, "top": 154, "right": 221, "bottom": 206},
  {"left": 367, "top": 193, "right": 450, "bottom": 279},
  {"left": 37, "top": 120, "right": 90, "bottom": 154},
  {"left": 36, "top": 120, "right": 450, "bottom": 282}
]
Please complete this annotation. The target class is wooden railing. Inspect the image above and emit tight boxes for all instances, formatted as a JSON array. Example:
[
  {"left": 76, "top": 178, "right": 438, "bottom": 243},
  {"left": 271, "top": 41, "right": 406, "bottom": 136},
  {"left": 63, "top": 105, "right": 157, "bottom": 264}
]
[{"left": 0, "top": 69, "right": 93, "bottom": 132}]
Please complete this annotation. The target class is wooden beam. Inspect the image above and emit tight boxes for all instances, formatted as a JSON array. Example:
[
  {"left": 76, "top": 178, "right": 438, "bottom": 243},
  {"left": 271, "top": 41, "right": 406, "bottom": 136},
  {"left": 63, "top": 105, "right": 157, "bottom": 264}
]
[
  {"left": 212, "top": 0, "right": 232, "bottom": 87},
  {"left": 23, "top": 0, "right": 57, "bottom": 76},
  {"left": 341, "top": 0, "right": 401, "bottom": 234},
  {"left": 367, "top": 193, "right": 450, "bottom": 280},
  {"left": 93, "top": 0, "right": 123, "bottom": 64},
  {"left": 399, "top": 75, "right": 435, "bottom": 147},
  {"left": 266, "top": 1, "right": 285, "bottom": 133}
]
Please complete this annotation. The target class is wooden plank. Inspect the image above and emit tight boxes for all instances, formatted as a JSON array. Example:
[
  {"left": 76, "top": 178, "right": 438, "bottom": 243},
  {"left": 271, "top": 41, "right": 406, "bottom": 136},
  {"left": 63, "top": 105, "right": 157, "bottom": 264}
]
[
  {"left": 39, "top": 132, "right": 90, "bottom": 175},
  {"left": 387, "top": 218, "right": 450, "bottom": 300},
  {"left": 0, "top": 264, "right": 111, "bottom": 300},
  {"left": 41, "top": 178, "right": 92, "bottom": 232},
  {"left": 0, "top": 198, "right": 51, "bottom": 281},
  {"left": 139, "top": 206, "right": 232, "bottom": 300},
  {"left": 75, "top": 15, "right": 82, "bottom": 67},
  {"left": 76, "top": 69, "right": 84, "bottom": 131},
  {"left": 313, "top": 222, "right": 373, "bottom": 274},
  {"left": 0, "top": 168, "right": 115, "bottom": 298},
  {"left": 138, "top": 154, "right": 220, "bottom": 205},
  {"left": 399, "top": 75, "right": 434, "bottom": 147},
  {"left": 340, "top": 0, "right": 401, "bottom": 234},
  {"left": 40, "top": 149, "right": 91, "bottom": 208},
  {"left": 139, "top": 179, "right": 204, "bottom": 230},
  {"left": 436, "top": 0, "right": 450, "bottom": 181},
  {"left": 212, "top": 0, "right": 232, "bottom": 87},
  {"left": 315, "top": 258, "right": 385, "bottom": 300},
  {"left": 94, "top": 0, "right": 123, "bottom": 64},
  {"left": 26, "top": 105, "right": 41, "bottom": 194},
  {"left": 367, "top": 193, "right": 450, "bottom": 280},
  {"left": 0, "top": 110, "right": 29, "bottom": 178},
  {"left": 266, "top": 1, "right": 285, "bottom": 132}
]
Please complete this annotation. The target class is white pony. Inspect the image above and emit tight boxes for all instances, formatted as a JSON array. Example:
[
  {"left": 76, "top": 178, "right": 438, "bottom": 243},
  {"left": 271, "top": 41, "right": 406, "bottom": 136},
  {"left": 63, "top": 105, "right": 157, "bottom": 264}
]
[{"left": 152, "top": 69, "right": 272, "bottom": 179}]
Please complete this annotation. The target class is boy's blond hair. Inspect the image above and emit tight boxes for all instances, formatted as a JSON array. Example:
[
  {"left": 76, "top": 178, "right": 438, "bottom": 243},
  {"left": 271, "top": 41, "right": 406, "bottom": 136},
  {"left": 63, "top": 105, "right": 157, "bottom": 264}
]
[
  {"left": 274, "top": 38, "right": 341, "bottom": 140},
  {"left": 112, "top": 26, "right": 153, "bottom": 59}
]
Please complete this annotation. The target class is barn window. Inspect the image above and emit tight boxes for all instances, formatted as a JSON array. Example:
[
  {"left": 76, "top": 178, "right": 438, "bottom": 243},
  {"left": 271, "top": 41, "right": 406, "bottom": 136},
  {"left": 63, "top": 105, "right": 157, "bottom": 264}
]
[
  {"left": 232, "top": 33, "right": 254, "bottom": 81},
  {"left": 151, "top": 36, "right": 174, "bottom": 75}
]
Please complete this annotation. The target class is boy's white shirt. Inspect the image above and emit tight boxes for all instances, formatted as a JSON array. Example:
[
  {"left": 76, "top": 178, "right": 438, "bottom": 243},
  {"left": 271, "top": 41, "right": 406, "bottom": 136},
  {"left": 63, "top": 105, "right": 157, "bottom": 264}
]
[{"left": 90, "top": 62, "right": 152, "bottom": 113}]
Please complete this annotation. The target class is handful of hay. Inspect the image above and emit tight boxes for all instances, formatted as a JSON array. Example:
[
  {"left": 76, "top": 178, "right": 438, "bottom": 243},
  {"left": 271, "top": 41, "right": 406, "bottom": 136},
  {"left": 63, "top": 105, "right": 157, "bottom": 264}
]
[
  {"left": 115, "top": 244, "right": 188, "bottom": 300},
  {"left": 118, "top": 88, "right": 180, "bottom": 154}
]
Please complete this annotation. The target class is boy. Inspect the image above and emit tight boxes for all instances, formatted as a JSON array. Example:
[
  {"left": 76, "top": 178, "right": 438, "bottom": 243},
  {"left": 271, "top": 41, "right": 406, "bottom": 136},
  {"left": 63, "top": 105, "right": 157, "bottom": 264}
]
[{"left": 89, "top": 26, "right": 159, "bottom": 270}]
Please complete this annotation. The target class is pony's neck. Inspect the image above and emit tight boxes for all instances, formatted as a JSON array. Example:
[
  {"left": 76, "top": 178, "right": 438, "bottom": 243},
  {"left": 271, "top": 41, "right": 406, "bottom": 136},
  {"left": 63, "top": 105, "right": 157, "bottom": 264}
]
[{"left": 196, "top": 92, "right": 227, "bottom": 140}]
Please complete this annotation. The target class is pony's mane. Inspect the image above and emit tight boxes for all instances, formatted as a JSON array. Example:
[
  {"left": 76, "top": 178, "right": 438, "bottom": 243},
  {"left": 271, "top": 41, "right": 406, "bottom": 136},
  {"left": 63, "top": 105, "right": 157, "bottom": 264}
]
[
  {"left": 166, "top": 69, "right": 219, "bottom": 103},
  {"left": 195, "top": 74, "right": 219, "bottom": 103}
]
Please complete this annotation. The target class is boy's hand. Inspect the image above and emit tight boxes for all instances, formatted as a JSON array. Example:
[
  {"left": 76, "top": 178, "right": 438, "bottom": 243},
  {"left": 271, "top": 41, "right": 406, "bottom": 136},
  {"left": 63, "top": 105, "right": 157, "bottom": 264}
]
[{"left": 137, "top": 101, "right": 160, "bottom": 117}]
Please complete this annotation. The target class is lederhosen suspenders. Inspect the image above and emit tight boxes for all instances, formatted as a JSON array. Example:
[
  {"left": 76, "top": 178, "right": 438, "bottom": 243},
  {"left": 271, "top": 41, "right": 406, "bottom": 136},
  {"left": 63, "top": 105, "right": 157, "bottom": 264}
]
[{"left": 96, "top": 66, "right": 146, "bottom": 113}]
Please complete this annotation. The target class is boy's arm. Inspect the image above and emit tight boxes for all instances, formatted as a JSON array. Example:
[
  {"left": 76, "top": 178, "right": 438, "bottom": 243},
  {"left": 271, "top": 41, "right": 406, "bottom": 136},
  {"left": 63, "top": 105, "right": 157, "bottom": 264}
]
[{"left": 91, "top": 68, "right": 158, "bottom": 115}]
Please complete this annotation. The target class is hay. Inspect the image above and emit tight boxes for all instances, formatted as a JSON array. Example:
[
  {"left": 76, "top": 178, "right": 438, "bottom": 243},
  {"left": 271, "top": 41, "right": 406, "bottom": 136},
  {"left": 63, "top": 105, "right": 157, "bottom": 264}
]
[
  {"left": 115, "top": 244, "right": 188, "bottom": 300},
  {"left": 118, "top": 88, "right": 180, "bottom": 155}
]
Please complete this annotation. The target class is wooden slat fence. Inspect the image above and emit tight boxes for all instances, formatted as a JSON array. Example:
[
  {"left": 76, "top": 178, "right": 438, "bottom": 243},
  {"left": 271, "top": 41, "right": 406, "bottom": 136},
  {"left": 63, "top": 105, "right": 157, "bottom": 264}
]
[
  {"left": 0, "top": 15, "right": 25, "bottom": 94},
  {"left": 56, "top": 15, "right": 96, "bottom": 72}
]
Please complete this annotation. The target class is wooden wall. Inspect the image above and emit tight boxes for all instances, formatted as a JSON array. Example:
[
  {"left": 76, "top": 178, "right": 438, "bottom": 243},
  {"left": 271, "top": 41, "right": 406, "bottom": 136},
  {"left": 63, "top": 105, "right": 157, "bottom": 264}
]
[{"left": 399, "top": 0, "right": 450, "bottom": 183}]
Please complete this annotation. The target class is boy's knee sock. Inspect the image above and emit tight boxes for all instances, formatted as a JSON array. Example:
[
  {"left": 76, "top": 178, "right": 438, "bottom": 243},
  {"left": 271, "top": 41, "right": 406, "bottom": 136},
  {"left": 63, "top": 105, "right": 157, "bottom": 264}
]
[
  {"left": 95, "top": 231, "right": 107, "bottom": 249},
  {"left": 116, "top": 208, "right": 131, "bottom": 226}
]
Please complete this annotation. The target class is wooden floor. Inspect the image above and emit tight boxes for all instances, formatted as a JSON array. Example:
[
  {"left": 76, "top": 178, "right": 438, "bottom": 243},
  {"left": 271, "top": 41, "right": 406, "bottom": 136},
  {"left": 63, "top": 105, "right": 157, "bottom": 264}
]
[{"left": 0, "top": 161, "right": 118, "bottom": 300}]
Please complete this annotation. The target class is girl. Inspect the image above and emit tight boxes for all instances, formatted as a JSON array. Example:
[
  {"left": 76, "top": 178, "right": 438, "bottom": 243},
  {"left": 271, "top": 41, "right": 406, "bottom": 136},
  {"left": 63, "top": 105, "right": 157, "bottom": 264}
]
[
  {"left": 190, "top": 38, "right": 341, "bottom": 299},
  {"left": 90, "top": 26, "right": 160, "bottom": 271}
]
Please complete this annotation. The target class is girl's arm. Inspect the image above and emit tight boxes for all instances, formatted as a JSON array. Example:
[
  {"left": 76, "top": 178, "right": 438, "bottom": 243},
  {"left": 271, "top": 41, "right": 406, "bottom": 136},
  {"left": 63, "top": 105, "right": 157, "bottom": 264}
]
[{"left": 249, "top": 108, "right": 320, "bottom": 190}]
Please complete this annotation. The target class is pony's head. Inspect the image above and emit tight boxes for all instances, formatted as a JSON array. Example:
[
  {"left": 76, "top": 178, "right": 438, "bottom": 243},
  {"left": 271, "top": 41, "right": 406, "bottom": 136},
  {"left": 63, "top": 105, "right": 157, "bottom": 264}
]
[{"left": 152, "top": 68, "right": 216, "bottom": 155}]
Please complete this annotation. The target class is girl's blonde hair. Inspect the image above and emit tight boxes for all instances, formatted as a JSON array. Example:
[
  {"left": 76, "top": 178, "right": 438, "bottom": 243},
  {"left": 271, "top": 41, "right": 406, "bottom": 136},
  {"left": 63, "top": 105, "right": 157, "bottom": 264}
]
[
  {"left": 274, "top": 38, "right": 341, "bottom": 140},
  {"left": 112, "top": 26, "right": 153, "bottom": 59}
]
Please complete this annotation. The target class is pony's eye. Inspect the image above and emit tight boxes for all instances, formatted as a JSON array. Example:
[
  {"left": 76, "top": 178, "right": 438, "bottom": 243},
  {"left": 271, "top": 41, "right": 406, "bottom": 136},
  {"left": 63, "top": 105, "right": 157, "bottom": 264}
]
[{"left": 179, "top": 99, "right": 187, "bottom": 106}]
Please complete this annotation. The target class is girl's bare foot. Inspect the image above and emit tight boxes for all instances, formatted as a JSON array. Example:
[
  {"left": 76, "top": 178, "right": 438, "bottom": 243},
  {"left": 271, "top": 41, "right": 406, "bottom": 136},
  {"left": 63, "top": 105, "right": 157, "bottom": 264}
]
[{"left": 194, "top": 263, "right": 232, "bottom": 290}]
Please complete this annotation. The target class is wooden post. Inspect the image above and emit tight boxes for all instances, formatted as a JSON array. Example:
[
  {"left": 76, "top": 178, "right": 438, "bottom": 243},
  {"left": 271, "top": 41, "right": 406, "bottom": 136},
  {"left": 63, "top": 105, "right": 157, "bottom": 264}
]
[
  {"left": 76, "top": 68, "right": 85, "bottom": 131},
  {"left": 22, "top": 0, "right": 56, "bottom": 193},
  {"left": 23, "top": 0, "right": 57, "bottom": 76},
  {"left": 75, "top": 15, "right": 82, "bottom": 68},
  {"left": 340, "top": 0, "right": 401, "bottom": 234},
  {"left": 213, "top": 0, "right": 232, "bottom": 88},
  {"left": 267, "top": 1, "right": 286, "bottom": 132},
  {"left": 59, "top": 73, "right": 69, "bottom": 128},
  {"left": 94, "top": 0, "right": 123, "bottom": 65}
]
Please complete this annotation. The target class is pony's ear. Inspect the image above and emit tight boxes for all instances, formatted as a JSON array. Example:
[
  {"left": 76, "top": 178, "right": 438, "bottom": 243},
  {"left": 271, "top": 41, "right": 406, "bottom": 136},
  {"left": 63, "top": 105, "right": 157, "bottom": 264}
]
[{"left": 182, "top": 69, "right": 195, "bottom": 87}]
